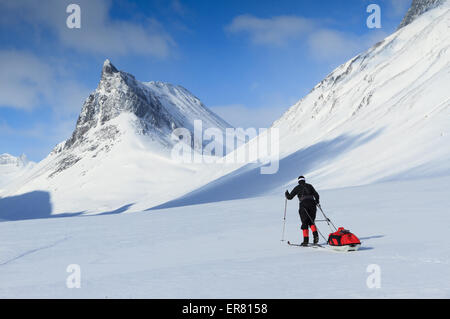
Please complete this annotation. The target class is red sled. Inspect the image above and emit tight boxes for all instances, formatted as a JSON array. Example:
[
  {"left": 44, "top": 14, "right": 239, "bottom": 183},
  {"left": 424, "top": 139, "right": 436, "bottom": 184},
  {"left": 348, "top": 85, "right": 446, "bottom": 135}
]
[{"left": 327, "top": 227, "right": 361, "bottom": 252}]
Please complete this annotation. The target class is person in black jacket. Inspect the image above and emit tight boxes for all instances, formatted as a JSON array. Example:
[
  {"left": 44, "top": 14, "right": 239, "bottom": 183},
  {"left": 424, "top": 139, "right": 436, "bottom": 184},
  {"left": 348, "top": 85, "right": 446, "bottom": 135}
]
[{"left": 285, "top": 176, "right": 320, "bottom": 246}]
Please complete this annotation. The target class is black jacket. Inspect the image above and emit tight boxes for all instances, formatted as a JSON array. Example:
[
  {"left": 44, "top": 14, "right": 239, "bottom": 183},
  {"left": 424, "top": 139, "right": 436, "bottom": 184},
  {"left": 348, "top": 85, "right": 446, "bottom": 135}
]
[{"left": 285, "top": 181, "right": 320, "bottom": 203}]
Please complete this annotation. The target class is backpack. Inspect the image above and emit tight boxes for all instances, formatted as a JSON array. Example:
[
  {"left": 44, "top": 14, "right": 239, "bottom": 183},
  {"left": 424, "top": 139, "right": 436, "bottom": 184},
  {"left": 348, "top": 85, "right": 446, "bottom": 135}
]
[{"left": 328, "top": 227, "right": 361, "bottom": 247}]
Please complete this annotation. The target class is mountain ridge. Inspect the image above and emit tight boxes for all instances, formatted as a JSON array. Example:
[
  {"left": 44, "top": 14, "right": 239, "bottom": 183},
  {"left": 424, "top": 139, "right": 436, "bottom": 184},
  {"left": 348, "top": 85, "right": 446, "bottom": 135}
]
[
  {"left": 2, "top": 60, "right": 233, "bottom": 214},
  {"left": 61, "top": 59, "right": 229, "bottom": 153},
  {"left": 0, "top": 153, "right": 30, "bottom": 167},
  {"left": 398, "top": 0, "right": 447, "bottom": 29}
]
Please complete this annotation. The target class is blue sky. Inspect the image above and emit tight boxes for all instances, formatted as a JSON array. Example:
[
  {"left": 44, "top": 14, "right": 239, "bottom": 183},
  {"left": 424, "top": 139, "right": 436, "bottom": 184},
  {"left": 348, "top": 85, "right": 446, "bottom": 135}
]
[{"left": 0, "top": 0, "right": 411, "bottom": 161}]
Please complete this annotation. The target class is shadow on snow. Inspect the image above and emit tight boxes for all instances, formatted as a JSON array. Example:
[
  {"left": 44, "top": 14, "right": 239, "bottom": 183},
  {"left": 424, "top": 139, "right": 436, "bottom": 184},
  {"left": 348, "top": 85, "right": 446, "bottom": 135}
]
[
  {"left": 0, "top": 130, "right": 384, "bottom": 220},
  {"left": 0, "top": 191, "right": 134, "bottom": 222},
  {"left": 148, "top": 130, "right": 383, "bottom": 210}
]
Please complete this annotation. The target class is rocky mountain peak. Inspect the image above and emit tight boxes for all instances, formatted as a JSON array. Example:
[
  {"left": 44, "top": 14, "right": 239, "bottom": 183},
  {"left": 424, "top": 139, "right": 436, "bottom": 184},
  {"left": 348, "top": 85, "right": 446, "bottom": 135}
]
[
  {"left": 398, "top": 0, "right": 447, "bottom": 29},
  {"left": 101, "top": 59, "right": 119, "bottom": 77},
  {"left": 59, "top": 60, "right": 228, "bottom": 156},
  {"left": 63, "top": 60, "right": 169, "bottom": 150}
]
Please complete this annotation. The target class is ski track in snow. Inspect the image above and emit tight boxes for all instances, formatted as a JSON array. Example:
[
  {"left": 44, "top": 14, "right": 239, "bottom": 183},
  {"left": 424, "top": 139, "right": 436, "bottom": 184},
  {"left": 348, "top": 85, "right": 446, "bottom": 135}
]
[
  {"left": 0, "top": 236, "right": 70, "bottom": 266},
  {"left": 0, "top": 176, "right": 449, "bottom": 298}
]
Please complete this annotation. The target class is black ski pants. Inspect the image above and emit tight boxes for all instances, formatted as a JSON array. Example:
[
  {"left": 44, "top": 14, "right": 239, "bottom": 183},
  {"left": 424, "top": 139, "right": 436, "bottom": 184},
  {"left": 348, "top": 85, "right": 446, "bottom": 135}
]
[{"left": 299, "top": 199, "right": 317, "bottom": 230}]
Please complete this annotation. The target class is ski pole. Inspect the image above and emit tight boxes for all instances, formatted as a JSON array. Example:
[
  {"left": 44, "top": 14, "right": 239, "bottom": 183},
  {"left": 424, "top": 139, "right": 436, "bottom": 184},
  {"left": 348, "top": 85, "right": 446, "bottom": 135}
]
[
  {"left": 281, "top": 198, "right": 287, "bottom": 242},
  {"left": 317, "top": 203, "right": 337, "bottom": 232}
]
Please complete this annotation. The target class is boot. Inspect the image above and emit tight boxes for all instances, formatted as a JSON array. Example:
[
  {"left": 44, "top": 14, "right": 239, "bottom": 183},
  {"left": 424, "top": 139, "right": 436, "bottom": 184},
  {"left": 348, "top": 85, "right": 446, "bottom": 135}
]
[
  {"left": 313, "top": 232, "right": 319, "bottom": 244},
  {"left": 300, "top": 237, "right": 309, "bottom": 246},
  {"left": 301, "top": 229, "right": 309, "bottom": 246},
  {"left": 311, "top": 225, "right": 319, "bottom": 244}
]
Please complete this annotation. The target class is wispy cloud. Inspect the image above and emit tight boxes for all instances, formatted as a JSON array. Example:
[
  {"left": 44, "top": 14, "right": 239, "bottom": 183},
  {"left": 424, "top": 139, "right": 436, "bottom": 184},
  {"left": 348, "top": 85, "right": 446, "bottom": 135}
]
[
  {"left": 225, "top": 15, "right": 315, "bottom": 46},
  {"left": 0, "top": 50, "right": 90, "bottom": 115},
  {"left": 226, "top": 14, "right": 388, "bottom": 62},
  {"left": 0, "top": 51, "right": 53, "bottom": 110},
  {"left": 307, "top": 28, "right": 388, "bottom": 61},
  {"left": 0, "top": 0, "right": 176, "bottom": 58}
]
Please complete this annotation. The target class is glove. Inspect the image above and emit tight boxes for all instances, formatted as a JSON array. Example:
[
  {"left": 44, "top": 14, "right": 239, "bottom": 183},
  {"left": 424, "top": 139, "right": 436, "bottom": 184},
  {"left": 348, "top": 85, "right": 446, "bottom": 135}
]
[{"left": 285, "top": 190, "right": 290, "bottom": 199}]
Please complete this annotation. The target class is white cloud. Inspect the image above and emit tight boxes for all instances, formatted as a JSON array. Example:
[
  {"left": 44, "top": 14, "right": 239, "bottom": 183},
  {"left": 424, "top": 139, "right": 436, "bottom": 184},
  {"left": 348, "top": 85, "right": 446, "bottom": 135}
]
[
  {"left": 0, "top": 50, "right": 90, "bottom": 115},
  {"left": 210, "top": 104, "right": 289, "bottom": 128},
  {"left": 225, "top": 15, "right": 314, "bottom": 46},
  {"left": 0, "top": 0, "right": 175, "bottom": 58},
  {"left": 226, "top": 14, "right": 389, "bottom": 63},
  {"left": 307, "top": 29, "right": 388, "bottom": 62},
  {"left": 0, "top": 51, "right": 53, "bottom": 110}
]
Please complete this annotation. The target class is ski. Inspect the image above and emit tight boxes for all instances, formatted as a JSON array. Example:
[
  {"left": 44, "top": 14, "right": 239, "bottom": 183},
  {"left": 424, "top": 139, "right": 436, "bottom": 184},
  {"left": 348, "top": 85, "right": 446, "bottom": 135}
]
[
  {"left": 287, "top": 241, "right": 323, "bottom": 248},
  {"left": 287, "top": 241, "right": 362, "bottom": 252}
]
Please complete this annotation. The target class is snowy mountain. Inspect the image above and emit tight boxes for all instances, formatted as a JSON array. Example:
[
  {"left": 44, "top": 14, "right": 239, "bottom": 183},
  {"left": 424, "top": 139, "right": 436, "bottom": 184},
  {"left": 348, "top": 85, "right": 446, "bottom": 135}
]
[
  {"left": 271, "top": 0, "right": 450, "bottom": 188},
  {"left": 398, "top": 0, "right": 446, "bottom": 28},
  {"left": 154, "top": 0, "right": 450, "bottom": 208},
  {"left": 0, "top": 154, "right": 34, "bottom": 195},
  {"left": 61, "top": 59, "right": 229, "bottom": 156},
  {"left": 2, "top": 60, "right": 231, "bottom": 215},
  {"left": 0, "top": 153, "right": 29, "bottom": 166}
]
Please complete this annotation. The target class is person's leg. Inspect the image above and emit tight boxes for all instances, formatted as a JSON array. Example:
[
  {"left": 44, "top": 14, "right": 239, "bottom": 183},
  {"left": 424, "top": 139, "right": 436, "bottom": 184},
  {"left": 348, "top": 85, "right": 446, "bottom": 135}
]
[
  {"left": 299, "top": 206, "right": 309, "bottom": 245},
  {"left": 305, "top": 203, "right": 319, "bottom": 244}
]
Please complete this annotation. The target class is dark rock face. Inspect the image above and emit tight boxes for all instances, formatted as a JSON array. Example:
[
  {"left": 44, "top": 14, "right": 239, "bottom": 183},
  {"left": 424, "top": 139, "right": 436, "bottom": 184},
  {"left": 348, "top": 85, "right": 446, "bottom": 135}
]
[
  {"left": 64, "top": 60, "right": 176, "bottom": 150},
  {"left": 48, "top": 59, "right": 230, "bottom": 178},
  {"left": 398, "top": 0, "right": 446, "bottom": 29},
  {"left": 101, "top": 58, "right": 118, "bottom": 75}
]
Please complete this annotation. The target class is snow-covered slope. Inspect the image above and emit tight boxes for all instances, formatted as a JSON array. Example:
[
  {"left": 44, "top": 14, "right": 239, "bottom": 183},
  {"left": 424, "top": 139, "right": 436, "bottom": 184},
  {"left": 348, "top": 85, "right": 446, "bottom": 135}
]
[
  {"left": 2, "top": 60, "right": 231, "bottom": 214},
  {"left": 272, "top": 0, "right": 450, "bottom": 188},
  {"left": 1, "top": 175, "right": 449, "bottom": 297},
  {"left": 154, "top": 0, "right": 450, "bottom": 209},
  {"left": 0, "top": 154, "right": 34, "bottom": 195}
]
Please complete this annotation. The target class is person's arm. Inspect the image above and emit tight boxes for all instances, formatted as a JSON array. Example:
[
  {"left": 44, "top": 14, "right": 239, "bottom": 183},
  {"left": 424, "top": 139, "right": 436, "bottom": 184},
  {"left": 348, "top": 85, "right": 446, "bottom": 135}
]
[
  {"left": 285, "top": 185, "right": 300, "bottom": 200},
  {"left": 310, "top": 185, "right": 320, "bottom": 204}
]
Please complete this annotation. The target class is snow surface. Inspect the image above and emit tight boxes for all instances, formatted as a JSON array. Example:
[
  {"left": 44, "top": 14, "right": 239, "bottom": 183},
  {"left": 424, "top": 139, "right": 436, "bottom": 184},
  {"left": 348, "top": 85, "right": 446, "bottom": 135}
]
[
  {"left": 0, "top": 176, "right": 448, "bottom": 298},
  {"left": 0, "top": 154, "right": 34, "bottom": 196}
]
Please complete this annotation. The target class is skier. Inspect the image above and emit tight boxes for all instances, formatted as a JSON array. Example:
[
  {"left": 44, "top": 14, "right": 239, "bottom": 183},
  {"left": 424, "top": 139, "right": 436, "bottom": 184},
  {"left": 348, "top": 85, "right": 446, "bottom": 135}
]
[{"left": 285, "top": 176, "right": 320, "bottom": 246}]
